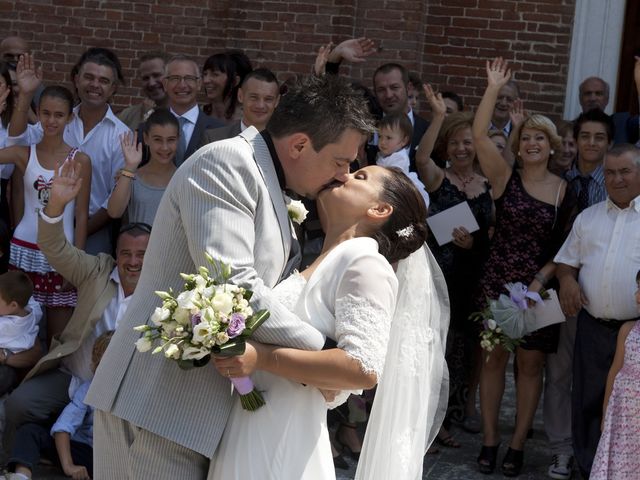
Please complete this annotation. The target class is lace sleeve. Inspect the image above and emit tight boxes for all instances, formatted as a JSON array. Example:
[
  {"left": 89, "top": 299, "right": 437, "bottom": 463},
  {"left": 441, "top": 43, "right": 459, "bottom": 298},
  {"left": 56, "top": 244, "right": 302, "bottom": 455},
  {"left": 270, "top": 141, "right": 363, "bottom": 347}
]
[
  {"left": 334, "top": 252, "right": 398, "bottom": 381},
  {"left": 272, "top": 272, "right": 307, "bottom": 312}
]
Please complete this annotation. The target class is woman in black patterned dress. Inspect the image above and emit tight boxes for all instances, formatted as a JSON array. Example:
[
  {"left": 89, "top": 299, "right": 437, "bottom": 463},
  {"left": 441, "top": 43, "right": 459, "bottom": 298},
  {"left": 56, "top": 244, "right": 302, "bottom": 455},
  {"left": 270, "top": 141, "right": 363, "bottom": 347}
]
[{"left": 471, "top": 58, "right": 575, "bottom": 477}]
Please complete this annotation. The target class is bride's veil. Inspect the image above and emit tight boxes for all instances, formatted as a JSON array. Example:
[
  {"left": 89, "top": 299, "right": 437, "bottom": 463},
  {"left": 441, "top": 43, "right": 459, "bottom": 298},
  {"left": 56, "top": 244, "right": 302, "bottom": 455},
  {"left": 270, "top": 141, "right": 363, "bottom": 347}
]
[{"left": 355, "top": 244, "right": 450, "bottom": 480}]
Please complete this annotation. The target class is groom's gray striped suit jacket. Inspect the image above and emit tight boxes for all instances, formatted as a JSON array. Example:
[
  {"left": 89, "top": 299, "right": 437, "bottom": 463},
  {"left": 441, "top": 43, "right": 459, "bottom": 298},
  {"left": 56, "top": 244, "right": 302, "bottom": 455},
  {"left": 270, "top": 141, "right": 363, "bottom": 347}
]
[{"left": 85, "top": 127, "right": 325, "bottom": 458}]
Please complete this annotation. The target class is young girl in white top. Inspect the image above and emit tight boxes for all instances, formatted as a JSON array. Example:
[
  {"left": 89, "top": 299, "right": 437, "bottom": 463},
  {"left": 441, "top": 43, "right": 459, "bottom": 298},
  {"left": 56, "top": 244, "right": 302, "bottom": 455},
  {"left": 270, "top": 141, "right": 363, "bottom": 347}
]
[{"left": 0, "top": 85, "right": 91, "bottom": 347}]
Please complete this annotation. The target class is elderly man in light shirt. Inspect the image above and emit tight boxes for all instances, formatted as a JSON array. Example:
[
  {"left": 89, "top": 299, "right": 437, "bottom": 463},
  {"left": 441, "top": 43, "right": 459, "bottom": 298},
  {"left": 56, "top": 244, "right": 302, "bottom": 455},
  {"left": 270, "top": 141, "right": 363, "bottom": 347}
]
[{"left": 555, "top": 143, "right": 640, "bottom": 479}]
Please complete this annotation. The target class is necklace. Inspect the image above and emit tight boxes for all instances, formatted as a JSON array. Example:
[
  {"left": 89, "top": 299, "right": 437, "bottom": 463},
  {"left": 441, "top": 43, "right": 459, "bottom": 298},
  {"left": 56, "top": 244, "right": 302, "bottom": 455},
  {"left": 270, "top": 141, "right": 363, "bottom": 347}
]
[{"left": 451, "top": 169, "right": 475, "bottom": 192}]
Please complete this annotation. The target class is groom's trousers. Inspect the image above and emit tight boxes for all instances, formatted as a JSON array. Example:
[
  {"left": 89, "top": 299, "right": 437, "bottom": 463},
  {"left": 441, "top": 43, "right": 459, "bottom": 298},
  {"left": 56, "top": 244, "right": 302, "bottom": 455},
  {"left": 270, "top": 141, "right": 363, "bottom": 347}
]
[{"left": 94, "top": 410, "right": 209, "bottom": 480}]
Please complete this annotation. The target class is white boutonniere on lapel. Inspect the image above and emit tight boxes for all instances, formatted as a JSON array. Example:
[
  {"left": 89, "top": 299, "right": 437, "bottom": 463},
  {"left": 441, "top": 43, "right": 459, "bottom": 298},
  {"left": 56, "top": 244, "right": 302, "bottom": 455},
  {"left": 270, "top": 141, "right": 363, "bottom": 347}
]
[{"left": 284, "top": 195, "right": 308, "bottom": 225}]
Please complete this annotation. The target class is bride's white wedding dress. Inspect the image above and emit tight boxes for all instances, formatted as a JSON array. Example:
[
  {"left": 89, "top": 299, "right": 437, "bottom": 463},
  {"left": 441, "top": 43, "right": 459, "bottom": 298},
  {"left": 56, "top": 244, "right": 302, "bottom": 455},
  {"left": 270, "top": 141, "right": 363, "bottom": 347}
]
[
  {"left": 210, "top": 237, "right": 450, "bottom": 480},
  {"left": 210, "top": 237, "right": 398, "bottom": 480}
]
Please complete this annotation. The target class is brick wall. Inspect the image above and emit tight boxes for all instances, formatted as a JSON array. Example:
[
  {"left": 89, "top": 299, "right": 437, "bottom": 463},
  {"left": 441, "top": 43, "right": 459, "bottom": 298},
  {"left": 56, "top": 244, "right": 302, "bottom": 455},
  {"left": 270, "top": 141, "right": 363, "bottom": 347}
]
[{"left": 0, "top": 0, "right": 576, "bottom": 119}]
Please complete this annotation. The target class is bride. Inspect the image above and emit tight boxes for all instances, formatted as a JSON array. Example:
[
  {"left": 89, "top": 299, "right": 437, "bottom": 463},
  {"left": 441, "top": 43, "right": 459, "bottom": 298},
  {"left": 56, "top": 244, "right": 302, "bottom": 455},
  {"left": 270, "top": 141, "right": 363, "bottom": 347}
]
[{"left": 210, "top": 165, "right": 450, "bottom": 479}]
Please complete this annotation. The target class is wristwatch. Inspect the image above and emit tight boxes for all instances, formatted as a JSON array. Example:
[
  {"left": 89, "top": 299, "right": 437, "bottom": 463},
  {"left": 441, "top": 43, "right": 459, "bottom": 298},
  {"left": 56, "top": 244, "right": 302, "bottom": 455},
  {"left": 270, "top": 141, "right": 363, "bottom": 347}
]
[{"left": 0, "top": 348, "right": 11, "bottom": 365}]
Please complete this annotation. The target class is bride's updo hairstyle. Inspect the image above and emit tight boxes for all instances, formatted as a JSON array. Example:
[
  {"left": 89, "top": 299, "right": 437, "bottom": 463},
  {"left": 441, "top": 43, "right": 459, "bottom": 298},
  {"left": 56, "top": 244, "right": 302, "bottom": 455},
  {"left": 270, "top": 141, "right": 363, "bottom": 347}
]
[{"left": 371, "top": 167, "right": 428, "bottom": 264}]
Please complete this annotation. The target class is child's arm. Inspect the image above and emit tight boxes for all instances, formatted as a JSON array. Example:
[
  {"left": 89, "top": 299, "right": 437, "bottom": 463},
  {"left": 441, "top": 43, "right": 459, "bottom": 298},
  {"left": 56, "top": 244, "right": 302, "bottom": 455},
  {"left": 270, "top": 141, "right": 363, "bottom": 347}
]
[
  {"left": 602, "top": 321, "right": 635, "bottom": 430},
  {"left": 53, "top": 432, "right": 91, "bottom": 480},
  {"left": 51, "top": 381, "right": 92, "bottom": 479},
  {"left": 414, "top": 84, "right": 446, "bottom": 192},
  {"left": 0, "top": 146, "right": 29, "bottom": 172},
  {"left": 73, "top": 153, "right": 92, "bottom": 250},
  {"left": 107, "top": 132, "right": 142, "bottom": 219},
  {"left": 8, "top": 53, "right": 42, "bottom": 139}
]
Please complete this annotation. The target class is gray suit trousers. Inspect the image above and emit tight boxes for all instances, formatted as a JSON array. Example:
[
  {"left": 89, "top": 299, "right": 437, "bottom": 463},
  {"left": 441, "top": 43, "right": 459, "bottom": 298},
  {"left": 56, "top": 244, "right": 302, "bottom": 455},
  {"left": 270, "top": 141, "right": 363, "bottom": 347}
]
[{"left": 94, "top": 410, "right": 209, "bottom": 480}]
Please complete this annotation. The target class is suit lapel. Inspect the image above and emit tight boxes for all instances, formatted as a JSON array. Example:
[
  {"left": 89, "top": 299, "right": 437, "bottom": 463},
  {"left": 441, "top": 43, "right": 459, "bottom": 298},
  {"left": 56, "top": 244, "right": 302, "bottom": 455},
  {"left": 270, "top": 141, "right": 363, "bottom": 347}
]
[{"left": 239, "top": 128, "right": 292, "bottom": 277}]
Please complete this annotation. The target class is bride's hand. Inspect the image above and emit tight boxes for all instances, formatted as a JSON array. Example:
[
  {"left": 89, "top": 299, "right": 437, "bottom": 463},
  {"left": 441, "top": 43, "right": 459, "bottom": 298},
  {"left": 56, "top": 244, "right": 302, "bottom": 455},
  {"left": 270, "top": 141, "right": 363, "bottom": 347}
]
[
  {"left": 319, "top": 389, "right": 339, "bottom": 402},
  {"left": 213, "top": 341, "right": 260, "bottom": 377}
]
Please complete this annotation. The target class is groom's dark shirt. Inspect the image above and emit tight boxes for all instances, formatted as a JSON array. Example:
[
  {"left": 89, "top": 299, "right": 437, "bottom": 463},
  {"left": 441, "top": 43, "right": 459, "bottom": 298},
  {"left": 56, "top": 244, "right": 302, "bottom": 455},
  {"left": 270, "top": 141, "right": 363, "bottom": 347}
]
[{"left": 260, "top": 131, "right": 286, "bottom": 191}]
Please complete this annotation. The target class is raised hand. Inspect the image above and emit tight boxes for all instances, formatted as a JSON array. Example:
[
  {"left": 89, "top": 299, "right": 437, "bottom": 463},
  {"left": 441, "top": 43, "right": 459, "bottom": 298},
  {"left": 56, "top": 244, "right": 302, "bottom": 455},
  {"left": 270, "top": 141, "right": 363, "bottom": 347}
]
[
  {"left": 314, "top": 43, "right": 333, "bottom": 76},
  {"left": 328, "top": 37, "right": 377, "bottom": 64},
  {"left": 509, "top": 98, "right": 526, "bottom": 129},
  {"left": 0, "top": 86, "right": 10, "bottom": 115},
  {"left": 423, "top": 83, "right": 447, "bottom": 117},
  {"left": 120, "top": 131, "right": 143, "bottom": 170},
  {"left": 16, "top": 53, "right": 43, "bottom": 97},
  {"left": 47, "top": 158, "right": 83, "bottom": 217},
  {"left": 486, "top": 57, "right": 511, "bottom": 89}
]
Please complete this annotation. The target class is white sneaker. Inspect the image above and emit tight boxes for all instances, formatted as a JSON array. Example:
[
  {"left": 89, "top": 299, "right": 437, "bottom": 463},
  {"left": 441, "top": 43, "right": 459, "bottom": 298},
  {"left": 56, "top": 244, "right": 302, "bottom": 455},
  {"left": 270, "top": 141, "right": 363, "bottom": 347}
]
[{"left": 548, "top": 454, "right": 574, "bottom": 479}]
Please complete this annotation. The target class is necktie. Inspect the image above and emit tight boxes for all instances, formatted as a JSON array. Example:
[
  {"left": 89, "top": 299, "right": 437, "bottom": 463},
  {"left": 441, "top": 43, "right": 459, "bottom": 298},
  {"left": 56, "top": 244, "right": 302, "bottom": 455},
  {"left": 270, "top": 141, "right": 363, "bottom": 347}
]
[
  {"left": 176, "top": 116, "right": 188, "bottom": 166},
  {"left": 577, "top": 175, "right": 590, "bottom": 212}
]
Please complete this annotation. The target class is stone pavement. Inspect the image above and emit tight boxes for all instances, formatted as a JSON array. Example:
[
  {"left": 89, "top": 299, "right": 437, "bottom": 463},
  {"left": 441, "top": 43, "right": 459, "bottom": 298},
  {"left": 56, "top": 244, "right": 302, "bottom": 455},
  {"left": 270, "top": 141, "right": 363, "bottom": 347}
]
[{"left": 2, "top": 368, "right": 567, "bottom": 479}]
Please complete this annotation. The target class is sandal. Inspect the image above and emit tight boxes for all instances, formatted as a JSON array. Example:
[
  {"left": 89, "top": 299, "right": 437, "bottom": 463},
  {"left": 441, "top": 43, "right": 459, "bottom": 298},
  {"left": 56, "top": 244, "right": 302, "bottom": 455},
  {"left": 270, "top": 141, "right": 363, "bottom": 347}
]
[
  {"left": 436, "top": 433, "right": 461, "bottom": 448},
  {"left": 477, "top": 443, "right": 500, "bottom": 474},
  {"left": 501, "top": 447, "right": 524, "bottom": 477}
]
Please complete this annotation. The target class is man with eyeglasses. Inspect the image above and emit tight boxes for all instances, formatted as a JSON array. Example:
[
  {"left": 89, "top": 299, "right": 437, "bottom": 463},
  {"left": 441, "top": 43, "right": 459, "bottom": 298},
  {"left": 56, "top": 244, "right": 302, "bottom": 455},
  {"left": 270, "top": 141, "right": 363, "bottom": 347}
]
[
  {"left": 7, "top": 48, "right": 131, "bottom": 255},
  {"left": 2, "top": 164, "right": 150, "bottom": 462},
  {"left": 490, "top": 80, "right": 520, "bottom": 138},
  {"left": 162, "top": 54, "right": 222, "bottom": 166}
]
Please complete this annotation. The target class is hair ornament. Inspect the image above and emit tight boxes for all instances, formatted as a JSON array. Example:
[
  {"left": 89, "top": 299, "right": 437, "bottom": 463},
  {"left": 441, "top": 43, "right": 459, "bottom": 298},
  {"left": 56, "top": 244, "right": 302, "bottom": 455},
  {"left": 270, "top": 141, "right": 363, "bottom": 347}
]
[{"left": 396, "top": 224, "right": 414, "bottom": 238}]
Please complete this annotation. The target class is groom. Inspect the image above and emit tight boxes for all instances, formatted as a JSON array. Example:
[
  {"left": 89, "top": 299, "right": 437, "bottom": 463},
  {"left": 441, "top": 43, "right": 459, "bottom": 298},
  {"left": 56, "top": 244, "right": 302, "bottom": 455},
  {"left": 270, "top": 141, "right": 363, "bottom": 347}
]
[{"left": 85, "top": 75, "right": 375, "bottom": 478}]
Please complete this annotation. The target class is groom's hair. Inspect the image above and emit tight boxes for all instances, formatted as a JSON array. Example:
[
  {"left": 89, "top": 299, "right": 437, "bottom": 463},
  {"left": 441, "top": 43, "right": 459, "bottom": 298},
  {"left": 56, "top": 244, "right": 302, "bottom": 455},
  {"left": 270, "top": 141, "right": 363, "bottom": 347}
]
[{"left": 266, "top": 74, "right": 375, "bottom": 151}]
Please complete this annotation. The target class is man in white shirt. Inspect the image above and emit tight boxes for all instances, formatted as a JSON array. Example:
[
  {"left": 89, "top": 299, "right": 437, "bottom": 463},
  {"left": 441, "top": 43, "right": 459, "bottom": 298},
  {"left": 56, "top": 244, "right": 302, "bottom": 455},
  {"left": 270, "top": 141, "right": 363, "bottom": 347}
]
[
  {"left": 2, "top": 164, "right": 150, "bottom": 457},
  {"left": 7, "top": 49, "right": 131, "bottom": 255},
  {"left": 161, "top": 55, "right": 222, "bottom": 166},
  {"left": 555, "top": 143, "right": 640, "bottom": 478}
]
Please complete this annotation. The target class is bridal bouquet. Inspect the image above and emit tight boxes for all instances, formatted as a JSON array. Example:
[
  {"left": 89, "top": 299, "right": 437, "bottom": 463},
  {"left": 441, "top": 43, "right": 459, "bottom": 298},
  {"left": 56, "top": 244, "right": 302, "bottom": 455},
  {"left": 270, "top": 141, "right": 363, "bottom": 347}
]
[
  {"left": 471, "top": 282, "right": 551, "bottom": 354},
  {"left": 134, "top": 253, "right": 270, "bottom": 410}
]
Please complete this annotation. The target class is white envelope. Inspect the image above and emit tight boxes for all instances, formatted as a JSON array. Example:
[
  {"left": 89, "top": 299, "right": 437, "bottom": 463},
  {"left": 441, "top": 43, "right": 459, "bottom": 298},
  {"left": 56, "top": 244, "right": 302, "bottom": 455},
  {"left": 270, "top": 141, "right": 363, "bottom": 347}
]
[
  {"left": 524, "top": 289, "right": 566, "bottom": 333},
  {"left": 426, "top": 201, "right": 480, "bottom": 246}
]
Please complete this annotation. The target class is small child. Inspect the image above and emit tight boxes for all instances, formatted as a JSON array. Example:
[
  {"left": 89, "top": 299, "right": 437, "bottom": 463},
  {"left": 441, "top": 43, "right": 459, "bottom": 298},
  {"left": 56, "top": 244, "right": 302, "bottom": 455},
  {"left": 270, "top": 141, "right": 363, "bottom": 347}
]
[
  {"left": 0, "top": 271, "right": 41, "bottom": 396},
  {"left": 375, "top": 114, "right": 430, "bottom": 209},
  {"left": 590, "top": 270, "right": 640, "bottom": 479},
  {"left": 5, "top": 330, "right": 114, "bottom": 480}
]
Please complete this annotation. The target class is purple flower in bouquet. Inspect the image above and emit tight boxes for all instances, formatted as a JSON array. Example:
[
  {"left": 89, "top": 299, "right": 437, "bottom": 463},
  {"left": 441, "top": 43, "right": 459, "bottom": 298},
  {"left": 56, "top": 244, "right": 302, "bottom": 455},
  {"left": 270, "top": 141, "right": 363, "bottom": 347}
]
[
  {"left": 227, "top": 313, "right": 246, "bottom": 338},
  {"left": 190, "top": 312, "right": 202, "bottom": 328},
  {"left": 506, "top": 282, "right": 543, "bottom": 310}
]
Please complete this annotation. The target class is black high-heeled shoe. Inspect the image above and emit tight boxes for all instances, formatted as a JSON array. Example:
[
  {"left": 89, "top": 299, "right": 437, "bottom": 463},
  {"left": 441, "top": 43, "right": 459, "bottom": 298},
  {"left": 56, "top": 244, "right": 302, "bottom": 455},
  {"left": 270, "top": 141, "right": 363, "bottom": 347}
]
[
  {"left": 501, "top": 447, "right": 524, "bottom": 477},
  {"left": 477, "top": 443, "right": 500, "bottom": 474}
]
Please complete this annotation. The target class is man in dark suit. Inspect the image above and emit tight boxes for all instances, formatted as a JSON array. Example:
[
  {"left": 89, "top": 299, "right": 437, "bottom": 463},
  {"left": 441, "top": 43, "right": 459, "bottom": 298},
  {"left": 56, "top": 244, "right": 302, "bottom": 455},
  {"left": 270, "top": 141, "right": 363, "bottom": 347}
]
[
  {"left": 369, "top": 63, "right": 428, "bottom": 170},
  {"left": 162, "top": 55, "right": 223, "bottom": 166},
  {"left": 202, "top": 68, "right": 280, "bottom": 144}
]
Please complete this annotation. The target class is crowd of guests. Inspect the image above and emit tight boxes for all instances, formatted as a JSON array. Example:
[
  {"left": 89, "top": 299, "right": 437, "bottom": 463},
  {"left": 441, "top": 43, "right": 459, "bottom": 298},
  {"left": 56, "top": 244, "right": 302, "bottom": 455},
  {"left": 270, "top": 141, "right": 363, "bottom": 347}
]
[{"left": 0, "top": 31, "right": 638, "bottom": 480}]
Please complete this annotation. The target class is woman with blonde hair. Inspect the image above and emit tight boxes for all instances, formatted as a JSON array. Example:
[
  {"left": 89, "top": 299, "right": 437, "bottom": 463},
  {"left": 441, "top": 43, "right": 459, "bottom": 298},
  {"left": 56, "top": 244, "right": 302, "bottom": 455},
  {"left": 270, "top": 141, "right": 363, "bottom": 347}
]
[{"left": 471, "top": 58, "right": 576, "bottom": 477}]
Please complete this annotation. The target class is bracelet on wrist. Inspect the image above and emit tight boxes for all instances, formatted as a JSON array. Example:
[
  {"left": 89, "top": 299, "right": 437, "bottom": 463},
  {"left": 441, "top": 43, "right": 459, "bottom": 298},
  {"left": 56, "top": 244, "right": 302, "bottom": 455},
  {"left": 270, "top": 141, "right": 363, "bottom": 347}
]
[
  {"left": 534, "top": 272, "right": 547, "bottom": 286},
  {"left": 119, "top": 169, "right": 136, "bottom": 180}
]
